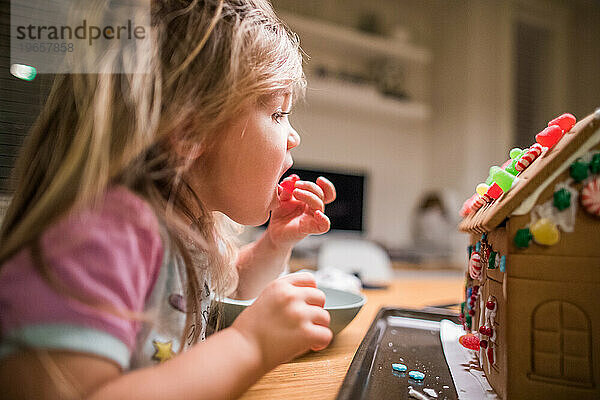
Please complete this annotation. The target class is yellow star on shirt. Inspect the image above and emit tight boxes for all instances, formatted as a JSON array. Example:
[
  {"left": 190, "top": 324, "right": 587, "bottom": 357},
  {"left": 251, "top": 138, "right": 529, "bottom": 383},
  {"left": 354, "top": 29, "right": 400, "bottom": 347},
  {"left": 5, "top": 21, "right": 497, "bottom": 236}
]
[{"left": 152, "top": 339, "right": 175, "bottom": 363}]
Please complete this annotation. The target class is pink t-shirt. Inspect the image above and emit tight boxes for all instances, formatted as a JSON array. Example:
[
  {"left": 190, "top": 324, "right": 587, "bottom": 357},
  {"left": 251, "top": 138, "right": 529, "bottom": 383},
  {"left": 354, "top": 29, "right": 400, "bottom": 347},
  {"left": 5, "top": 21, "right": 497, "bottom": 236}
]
[{"left": 0, "top": 186, "right": 164, "bottom": 366}]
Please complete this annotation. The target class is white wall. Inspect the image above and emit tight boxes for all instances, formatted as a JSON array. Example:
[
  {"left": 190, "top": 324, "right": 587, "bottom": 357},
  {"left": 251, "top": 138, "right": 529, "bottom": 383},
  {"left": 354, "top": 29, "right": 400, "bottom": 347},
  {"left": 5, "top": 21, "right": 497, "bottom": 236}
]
[
  {"left": 427, "top": 1, "right": 514, "bottom": 199},
  {"left": 291, "top": 83, "right": 427, "bottom": 248},
  {"left": 275, "top": 0, "right": 600, "bottom": 260}
]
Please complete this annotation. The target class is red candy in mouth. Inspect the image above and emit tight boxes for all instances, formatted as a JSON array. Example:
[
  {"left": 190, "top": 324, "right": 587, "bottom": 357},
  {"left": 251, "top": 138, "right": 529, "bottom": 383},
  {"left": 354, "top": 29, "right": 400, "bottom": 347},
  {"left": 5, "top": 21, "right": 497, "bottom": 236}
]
[{"left": 280, "top": 174, "right": 300, "bottom": 194}]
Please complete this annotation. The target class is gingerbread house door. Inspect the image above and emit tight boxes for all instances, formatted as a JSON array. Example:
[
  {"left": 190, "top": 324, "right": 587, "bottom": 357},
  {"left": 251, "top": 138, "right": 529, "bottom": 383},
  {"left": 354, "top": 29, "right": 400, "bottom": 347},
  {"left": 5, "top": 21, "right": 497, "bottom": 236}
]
[{"left": 529, "top": 300, "right": 593, "bottom": 388}]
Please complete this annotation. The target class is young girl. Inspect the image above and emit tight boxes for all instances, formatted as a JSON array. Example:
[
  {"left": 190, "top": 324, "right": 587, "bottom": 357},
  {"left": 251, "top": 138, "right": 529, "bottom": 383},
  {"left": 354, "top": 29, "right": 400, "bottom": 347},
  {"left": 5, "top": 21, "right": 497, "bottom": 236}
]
[{"left": 0, "top": 1, "right": 337, "bottom": 398}]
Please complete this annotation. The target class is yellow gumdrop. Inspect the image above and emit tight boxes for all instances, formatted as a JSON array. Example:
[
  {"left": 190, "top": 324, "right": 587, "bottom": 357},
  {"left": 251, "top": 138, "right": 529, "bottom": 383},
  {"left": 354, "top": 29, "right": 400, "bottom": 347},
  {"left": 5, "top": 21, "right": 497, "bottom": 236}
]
[
  {"left": 530, "top": 218, "right": 560, "bottom": 246},
  {"left": 476, "top": 183, "right": 489, "bottom": 196}
]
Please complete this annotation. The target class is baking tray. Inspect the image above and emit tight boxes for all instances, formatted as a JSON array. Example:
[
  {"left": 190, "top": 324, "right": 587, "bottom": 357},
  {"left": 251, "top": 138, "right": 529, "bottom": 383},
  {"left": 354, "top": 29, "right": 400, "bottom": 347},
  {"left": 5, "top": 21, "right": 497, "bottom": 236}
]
[{"left": 336, "top": 307, "right": 461, "bottom": 400}]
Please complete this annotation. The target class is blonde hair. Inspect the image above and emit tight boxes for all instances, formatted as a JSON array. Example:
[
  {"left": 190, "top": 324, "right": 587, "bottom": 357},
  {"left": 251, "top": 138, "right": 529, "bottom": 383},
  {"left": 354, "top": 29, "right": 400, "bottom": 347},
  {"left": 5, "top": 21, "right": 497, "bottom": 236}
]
[{"left": 0, "top": 0, "right": 305, "bottom": 345}]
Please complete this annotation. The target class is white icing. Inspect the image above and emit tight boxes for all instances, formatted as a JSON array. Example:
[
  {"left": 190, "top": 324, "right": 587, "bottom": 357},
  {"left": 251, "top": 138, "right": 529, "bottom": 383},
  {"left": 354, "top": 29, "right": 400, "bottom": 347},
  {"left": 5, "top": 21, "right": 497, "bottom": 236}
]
[
  {"left": 482, "top": 296, "right": 497, "bottom": 371},
  {"left": 530, "top": 180, "right": 579, "bottom": 233},
  {"left": 423, "top": 388, "right": 438, "bottom": 398},
  {"left": 512, "top": 124, "right": 600, "bottom": 215},
  {"left": 478, "top": 292, "right": 486, "bottom": 369},
  {"left": 510, "top": 176, "right": 520, "bottom": 190},
  {"left": 408, "top": 387, "right": 430, "bottom": 400},
  {"left": 440, "top": 320, "right": 499, "bottom": 399}
]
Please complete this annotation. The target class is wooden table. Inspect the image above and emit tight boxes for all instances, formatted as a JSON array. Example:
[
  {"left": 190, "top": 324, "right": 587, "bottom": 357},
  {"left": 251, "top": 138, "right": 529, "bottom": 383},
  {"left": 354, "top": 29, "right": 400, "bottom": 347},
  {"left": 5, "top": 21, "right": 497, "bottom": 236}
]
[{"left": 240, "top": 275, "right": 465, "bottom": 399}]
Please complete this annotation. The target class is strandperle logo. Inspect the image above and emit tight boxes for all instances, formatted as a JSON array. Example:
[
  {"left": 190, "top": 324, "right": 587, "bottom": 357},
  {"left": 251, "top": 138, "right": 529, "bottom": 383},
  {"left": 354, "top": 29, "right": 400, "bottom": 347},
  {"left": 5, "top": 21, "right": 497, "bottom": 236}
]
[
  {"left": 11, "top": 0, "right": 151, "bottom": 74},
  {"left": 15, "top": 20, "right": 146, "bottom": 46}
]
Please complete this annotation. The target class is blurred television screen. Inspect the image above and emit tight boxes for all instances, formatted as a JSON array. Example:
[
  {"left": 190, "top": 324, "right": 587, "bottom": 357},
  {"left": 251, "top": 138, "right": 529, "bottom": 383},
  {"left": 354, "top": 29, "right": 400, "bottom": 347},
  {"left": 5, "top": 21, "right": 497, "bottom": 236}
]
[{"left": 279, "top": 167, "right": 366, "bottom": 232}]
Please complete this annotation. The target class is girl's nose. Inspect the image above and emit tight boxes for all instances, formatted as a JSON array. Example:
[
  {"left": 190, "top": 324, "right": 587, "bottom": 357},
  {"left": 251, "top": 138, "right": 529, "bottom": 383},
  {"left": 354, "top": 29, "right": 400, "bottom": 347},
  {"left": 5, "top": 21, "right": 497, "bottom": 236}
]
[{"left": 287, "top": 127, "right": 300, "bottom": 150}]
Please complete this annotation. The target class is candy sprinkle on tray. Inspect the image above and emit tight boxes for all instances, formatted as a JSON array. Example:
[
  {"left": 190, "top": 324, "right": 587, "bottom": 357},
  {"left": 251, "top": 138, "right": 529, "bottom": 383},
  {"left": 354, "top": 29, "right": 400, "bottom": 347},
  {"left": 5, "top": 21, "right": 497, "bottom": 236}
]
[
  {"left": 392, "top": 363, "right": 407, "bottom": 372},
  {"left": 408, "top": 370, "right": 425, "bottom": 381}
]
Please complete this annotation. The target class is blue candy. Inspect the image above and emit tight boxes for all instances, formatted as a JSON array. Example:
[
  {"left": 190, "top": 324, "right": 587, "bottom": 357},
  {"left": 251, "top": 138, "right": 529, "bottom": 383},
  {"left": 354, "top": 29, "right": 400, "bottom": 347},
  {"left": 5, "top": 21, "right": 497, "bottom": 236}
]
[
  {"left": 500, "top": 255, "right": 506, "bottom": 272},
  {"left": 408, "top": 370, "right": 425, "bottom": 380},
  {"left": 475, "top": 242, "right": 481, "bottom": 252},
  {"left": 392, "top": 363, "right": 407, "bottom": 372}
]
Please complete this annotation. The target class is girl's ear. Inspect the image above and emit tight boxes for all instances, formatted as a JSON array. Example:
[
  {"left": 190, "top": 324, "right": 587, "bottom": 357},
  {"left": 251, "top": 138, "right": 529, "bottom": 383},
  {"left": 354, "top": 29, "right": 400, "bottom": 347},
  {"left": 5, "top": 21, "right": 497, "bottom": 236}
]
[
  {"left": 171, "top": 139, "right": 205, "bottom": 161},
  {"left": 167, "top": 124, "right": 206, "bottom": 161}
]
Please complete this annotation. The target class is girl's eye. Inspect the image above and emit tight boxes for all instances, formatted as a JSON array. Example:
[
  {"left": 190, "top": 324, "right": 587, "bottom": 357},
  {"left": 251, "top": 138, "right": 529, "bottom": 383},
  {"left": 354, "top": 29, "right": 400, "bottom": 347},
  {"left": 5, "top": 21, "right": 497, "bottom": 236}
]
[{"left": 272, "top": 110, "right": 291, "bottom": 123}]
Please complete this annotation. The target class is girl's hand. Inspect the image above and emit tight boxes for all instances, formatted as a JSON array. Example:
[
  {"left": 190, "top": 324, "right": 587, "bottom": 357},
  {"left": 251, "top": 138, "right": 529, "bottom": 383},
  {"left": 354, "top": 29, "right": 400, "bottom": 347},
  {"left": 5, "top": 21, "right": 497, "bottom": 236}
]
[
  {"left": 267, "top": 176, "right": 337, "bottom": 249},
  {"left": 230, "top": 272, "right": 332, "bottom": 371}
]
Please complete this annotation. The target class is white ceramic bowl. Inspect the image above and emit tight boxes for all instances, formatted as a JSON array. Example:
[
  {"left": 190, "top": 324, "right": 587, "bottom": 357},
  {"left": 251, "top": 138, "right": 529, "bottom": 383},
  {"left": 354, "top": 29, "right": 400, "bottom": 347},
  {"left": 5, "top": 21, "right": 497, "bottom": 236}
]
[{"left": 216, "top": 286, "right": 366, "bottom": 335}]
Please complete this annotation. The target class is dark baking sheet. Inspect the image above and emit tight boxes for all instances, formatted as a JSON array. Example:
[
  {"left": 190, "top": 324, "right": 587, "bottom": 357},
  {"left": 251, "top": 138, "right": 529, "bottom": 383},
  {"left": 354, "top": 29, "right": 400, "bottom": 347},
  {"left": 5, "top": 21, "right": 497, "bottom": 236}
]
[{"left": 336, "top": 307, "right": 460, "bottom": 400}]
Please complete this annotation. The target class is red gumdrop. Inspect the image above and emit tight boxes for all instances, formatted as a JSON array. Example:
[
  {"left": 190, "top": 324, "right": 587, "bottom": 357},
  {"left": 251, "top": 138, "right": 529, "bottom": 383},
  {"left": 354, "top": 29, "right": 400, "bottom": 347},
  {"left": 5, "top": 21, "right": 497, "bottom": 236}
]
[
  {"left": 486, "top": 183, "right": 503, "bottom": 200},
  {"left": 487, "top": 346, "right": 495, "bottom": 364},
  {"left": 480, "top": 339, "right": 488, "bottom": 349},
  {"left": 280, "top": 180, "right": 294, "bottom": 193},
  {"left": 460, "top": 194, "right": 478, "bottom": 217},
  {"left": 536, "top": 125, "right": 564, "bottom": 148},
  {"left": 473, "top": 286, "right": 479, "bottom": 293},
  {"left": 479, "top": 326, "right": 488, "bottom": 335},
  {"left": 459, "top": 334, "right": 480, "bottom": 351},
  {"left": 280, "top": 174, "right": 300, "bottom": 193},
  {"left": 548, "top": 113, "right": 576, "bottom": 132},
  {"left": 486, "top": 301, "right": 495, "bottom": 310},
  {"left": 485, "top": 327, "right": 493, "bottom": 337},
  {"left": 468, "top": 309, "right": 475, "bottom": 316}
]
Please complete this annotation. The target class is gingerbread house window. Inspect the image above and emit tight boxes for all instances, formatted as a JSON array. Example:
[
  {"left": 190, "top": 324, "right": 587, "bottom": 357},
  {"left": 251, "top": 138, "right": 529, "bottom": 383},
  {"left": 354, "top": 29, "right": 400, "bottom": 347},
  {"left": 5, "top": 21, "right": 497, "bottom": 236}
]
[{"left": 529, "top": 300, "right": 594, "bottom": 387}]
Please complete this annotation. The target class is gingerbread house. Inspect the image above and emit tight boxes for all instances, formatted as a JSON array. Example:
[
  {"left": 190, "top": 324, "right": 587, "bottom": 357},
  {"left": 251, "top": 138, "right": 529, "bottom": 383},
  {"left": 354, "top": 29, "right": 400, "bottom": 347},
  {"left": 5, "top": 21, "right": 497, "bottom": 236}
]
[{"left": 457, "top": 110, "right": 600, "bottom": 399}]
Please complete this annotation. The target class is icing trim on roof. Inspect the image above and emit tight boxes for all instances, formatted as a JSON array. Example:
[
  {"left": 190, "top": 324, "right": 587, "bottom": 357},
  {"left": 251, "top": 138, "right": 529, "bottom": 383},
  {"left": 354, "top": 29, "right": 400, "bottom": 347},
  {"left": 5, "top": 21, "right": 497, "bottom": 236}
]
[{"left": 512, "top": 127, "right": 600, "bottom": 216}]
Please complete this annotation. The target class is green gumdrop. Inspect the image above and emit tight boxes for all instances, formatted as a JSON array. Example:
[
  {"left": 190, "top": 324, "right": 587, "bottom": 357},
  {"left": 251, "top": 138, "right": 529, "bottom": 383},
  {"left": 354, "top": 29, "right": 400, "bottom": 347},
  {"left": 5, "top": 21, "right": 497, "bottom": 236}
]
[
  {"left": 553, "top": 188, "right": 571, "bottom": 211},
  {"left": 506, "top": 159, "right": 519, "bottom": 176},
  {"left": 485, "top": 175, "right": 493, "bottom": 186},
  {"left": 510, "top": 148, "right": 524, "bottom": 159},
  {"left": 488, "top": 251, "right": 497, "bottom": 269},
  {"left": 492, "top": 167, "right": 517, "bottom": 192},
  {"left": 590, "top": 153, "right": 600, "bottom": 174},
  {"left": 514, "top": 228, "right": 532, "bottom": 248},
  {"left": 570, "top": 159, "right": 589, "bottom": 182}
]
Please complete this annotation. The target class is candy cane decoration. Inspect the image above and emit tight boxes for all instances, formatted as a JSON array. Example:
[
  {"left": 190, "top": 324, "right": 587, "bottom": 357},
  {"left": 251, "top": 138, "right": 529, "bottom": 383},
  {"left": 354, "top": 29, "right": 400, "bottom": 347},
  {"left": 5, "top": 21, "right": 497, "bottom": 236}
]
[
  {"left": 516, "top": 143, "right": 544, "bottom": 172},
  {"left": 581, "top": 177, "right": 600, "bottom": 217},
  {"left": 469, "top": 252, "right": 482, "bottom": 280},
  {"left": 470, "top": 195, "right": 487, "bottom": 213}
]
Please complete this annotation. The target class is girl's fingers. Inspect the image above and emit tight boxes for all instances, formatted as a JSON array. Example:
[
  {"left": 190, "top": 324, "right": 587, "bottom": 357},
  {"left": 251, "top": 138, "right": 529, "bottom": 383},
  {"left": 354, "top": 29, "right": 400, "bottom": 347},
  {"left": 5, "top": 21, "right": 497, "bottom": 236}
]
[
  {"left": 298, "top": 210, "right": 330, "bottom": 235},
  {"left": 292, "top": 188, "right": 324, "bottom": 212},
  {"left": 299, "top": 287, "right": 326, "bottom": 308},
  {"left": 314, "top": 210, "right": 330, "bottom": 232},
  {"left": 310, "top": 307, "right": 331, "bottom": 327},
  {"left": 316, "top": 176, "right": 336, "bottom": 204},
  {"left": 285, "top": 272, "right": 317, "bottom": 288},
  {"left": 308, "top": 324, "right": 333, "bottom": 351},
  {"left": 294, "top": 180, "right": 325, "bottom": 201}
]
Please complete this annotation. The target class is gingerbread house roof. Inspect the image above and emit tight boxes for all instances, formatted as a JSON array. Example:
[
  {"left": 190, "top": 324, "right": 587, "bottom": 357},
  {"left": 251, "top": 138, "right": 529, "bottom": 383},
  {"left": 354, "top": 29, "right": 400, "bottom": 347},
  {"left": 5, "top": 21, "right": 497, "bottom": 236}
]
[{"left": 459, "top": 111, "right": 600, "bottom": 233}]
